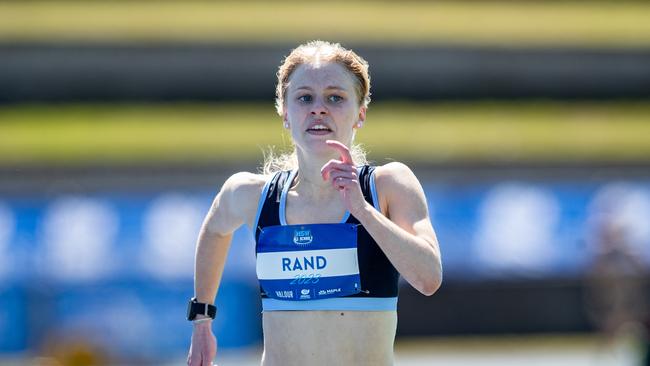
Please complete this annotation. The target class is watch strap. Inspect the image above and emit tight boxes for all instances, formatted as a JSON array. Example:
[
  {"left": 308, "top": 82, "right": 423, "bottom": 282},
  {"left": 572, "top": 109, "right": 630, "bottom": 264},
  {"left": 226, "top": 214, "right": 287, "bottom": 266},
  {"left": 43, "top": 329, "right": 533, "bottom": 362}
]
[{"left": 187, "top": 298, "right": 217, "bottom": 320}]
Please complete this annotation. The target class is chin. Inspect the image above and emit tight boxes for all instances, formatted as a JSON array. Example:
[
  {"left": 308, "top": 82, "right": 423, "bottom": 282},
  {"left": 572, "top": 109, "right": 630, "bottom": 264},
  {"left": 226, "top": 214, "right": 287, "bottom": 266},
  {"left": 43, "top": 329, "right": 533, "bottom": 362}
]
[
  {"left": 298, "top": 140, "right": 334, "bottom": 156},
  {"left": 310, "top": 142, "right": 334, "bottom": 154}
]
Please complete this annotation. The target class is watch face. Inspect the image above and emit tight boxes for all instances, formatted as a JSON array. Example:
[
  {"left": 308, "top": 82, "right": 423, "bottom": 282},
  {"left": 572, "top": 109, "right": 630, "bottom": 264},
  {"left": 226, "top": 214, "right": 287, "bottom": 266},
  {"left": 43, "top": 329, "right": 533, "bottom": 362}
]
[{"left": 187, "top": 299, "right": 195, "bottom": 320}]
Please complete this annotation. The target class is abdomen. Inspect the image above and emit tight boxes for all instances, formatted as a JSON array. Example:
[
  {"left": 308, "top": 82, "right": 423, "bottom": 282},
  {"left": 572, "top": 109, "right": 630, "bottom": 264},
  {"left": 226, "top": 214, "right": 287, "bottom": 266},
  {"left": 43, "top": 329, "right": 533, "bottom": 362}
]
[{"left": 262, "top": 310, "right": 397, "bottom": 366}]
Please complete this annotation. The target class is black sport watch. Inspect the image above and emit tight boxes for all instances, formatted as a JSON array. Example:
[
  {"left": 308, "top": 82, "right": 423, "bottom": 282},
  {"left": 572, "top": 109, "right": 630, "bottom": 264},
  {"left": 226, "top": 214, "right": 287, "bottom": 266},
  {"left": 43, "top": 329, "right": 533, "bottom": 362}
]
[{"left": 187, "top": 297, "right": 217, "bottom": 321}]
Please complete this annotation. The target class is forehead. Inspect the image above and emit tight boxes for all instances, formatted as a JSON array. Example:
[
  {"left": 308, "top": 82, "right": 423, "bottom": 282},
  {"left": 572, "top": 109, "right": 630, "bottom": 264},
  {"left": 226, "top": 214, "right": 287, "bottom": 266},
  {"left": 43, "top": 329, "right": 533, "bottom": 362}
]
[{"left": 288, "top": 62, "right": 356, "bottom": 91}]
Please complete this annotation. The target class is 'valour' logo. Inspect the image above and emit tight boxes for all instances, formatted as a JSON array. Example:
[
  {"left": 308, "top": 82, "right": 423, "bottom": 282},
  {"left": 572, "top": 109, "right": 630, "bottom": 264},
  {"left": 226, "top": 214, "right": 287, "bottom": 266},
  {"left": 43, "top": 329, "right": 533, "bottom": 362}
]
[{"left": 293, "top": 228, "right": 313, "bottom": 245}]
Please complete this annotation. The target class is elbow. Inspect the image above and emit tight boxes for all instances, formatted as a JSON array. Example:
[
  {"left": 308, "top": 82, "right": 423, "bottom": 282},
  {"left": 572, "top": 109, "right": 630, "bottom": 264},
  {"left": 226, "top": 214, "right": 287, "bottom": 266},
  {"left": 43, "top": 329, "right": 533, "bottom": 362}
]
[
  {"left": 418, "top": 276, "right": 442, "bottom": 296},
  {"left": 417, "top": 261, "right": 442, "bottom": 296}
]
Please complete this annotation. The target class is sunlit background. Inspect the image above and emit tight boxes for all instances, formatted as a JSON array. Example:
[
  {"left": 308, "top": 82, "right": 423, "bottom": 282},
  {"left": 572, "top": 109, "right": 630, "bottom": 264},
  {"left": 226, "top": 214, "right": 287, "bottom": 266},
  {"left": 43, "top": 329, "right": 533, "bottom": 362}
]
[{"left": 1, "top": 1, "right": 649, "bottom": 365}]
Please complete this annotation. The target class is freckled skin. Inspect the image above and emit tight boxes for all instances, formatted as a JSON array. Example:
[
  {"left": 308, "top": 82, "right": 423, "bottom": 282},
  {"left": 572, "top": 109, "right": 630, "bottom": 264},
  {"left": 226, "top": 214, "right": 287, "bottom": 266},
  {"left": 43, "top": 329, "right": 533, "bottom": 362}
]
[{"left": 284, "top": 62, "right": 363, "bottom": 159}]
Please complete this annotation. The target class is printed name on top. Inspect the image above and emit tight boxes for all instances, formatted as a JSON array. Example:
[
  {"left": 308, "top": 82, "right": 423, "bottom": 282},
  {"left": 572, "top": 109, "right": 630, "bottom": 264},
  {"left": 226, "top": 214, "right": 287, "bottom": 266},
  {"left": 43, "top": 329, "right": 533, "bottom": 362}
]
[{"left": 282, "top": 255, "right": 327, "bottom": 271}]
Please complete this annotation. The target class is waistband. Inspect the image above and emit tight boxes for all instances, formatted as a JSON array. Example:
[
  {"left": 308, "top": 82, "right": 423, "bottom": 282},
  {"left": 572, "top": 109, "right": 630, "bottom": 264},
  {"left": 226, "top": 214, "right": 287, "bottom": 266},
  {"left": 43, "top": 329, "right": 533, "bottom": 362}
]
[{"left": 262, "top": 297, "right": 398, "bottom": 312}]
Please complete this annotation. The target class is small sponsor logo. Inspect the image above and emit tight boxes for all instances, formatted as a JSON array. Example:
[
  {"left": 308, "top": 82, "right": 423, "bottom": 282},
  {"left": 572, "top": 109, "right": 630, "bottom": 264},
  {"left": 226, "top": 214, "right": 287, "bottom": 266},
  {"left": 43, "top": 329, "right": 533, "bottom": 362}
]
[
  {"left": 293, "top": 228, "right": 313, "bottom": 245},
  {"left": 275, "top": 290, "right": 294, "bottom": 299},
  {"left": 317, "top": 288, "right": 342, "bottom": 296},
  {"left": 299, "top": 289, "right": 311, "bottom": 299}
]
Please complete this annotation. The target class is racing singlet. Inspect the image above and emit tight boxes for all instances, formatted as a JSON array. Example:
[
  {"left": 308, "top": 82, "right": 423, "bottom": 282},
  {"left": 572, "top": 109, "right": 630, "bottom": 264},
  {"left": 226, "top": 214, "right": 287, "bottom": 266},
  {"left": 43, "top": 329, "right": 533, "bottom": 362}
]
[{"left": 253, "top": 165, "right": 399, "bottom": 311}]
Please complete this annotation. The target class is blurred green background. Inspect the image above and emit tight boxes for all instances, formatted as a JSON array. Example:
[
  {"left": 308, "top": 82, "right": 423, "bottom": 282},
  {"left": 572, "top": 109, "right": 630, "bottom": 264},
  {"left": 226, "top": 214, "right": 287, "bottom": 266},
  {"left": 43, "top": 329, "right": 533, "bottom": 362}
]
[
  {"left": 1, "top": 0, "right": 649, "bottom": 167},
  {"left": 1, "top": 1, "right": 650, "bottom": 46},
  {"left": 2, "top": 101, "right": 650, "bottom": 165}
]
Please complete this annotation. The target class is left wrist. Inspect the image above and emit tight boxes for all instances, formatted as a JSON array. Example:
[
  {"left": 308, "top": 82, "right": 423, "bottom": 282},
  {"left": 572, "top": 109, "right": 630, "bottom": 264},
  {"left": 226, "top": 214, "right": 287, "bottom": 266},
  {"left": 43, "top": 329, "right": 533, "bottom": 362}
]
[
  {"left": 187, "top": 297, "right": 217, "bottom": 321},
  {"left": 192, "top": 317, "right": 213, "bottom": 326},
  {"left": 351, "top": 201, "right": 375, "bottom": 222}
]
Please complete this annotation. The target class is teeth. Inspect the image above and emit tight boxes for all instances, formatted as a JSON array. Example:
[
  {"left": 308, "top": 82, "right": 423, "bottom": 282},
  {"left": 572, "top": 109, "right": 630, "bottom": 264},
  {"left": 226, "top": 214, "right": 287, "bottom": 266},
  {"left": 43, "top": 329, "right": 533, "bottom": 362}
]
[{"left": 310, "top": 124, "right": 329, "bottom": 130}]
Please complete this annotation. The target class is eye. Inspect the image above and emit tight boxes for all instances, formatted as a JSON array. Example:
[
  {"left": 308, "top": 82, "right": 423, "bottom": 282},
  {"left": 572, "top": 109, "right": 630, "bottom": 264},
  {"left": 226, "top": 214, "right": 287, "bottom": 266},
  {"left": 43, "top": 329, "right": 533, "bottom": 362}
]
[
  {"left": 328, "top": 95, "right": 344, "bottom": 103},
  {"left": 298, "top": 95, "right": 312, "bottom": 103}
]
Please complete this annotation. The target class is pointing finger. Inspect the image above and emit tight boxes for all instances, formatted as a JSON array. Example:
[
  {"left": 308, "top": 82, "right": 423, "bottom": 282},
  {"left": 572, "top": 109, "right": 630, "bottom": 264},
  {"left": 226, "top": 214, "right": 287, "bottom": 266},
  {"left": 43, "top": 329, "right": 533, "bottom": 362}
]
[{"left": 325, "top": 140, "right": 353, "bottom": 165}]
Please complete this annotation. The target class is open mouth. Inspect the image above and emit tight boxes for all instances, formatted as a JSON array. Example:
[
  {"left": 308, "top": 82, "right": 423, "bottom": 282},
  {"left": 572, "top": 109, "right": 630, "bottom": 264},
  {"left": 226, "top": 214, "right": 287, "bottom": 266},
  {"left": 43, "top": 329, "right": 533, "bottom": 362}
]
[{"left": 306, "top": 124, "right": 333, "bottom": 134}]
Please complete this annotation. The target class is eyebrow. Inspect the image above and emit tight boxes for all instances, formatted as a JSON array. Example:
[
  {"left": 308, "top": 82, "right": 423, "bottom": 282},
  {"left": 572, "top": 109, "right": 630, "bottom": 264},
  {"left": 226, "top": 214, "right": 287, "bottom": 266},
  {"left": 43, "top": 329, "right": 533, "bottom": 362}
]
[{"left": 294, "top": 86, "right": 348, "bottom": 92}]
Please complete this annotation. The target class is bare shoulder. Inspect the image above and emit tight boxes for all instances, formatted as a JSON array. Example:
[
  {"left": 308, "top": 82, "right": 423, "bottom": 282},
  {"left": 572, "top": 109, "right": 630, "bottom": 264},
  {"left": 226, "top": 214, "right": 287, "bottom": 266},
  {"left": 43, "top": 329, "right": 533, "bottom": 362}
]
[
  {"left": 205, "top": 172, "right": 270, "bottom": 234},
  {"left": 221, "top": 171, "right": 269, "bottom": 216},
  {"left": 373, "top": 162, "right": 427, "bottom": 216},
  {"left": 374, "top": 162, "right": 421, "bottom": 190},
  {"left": 222, "top": 171, "right": 268, "bottom": 198}
]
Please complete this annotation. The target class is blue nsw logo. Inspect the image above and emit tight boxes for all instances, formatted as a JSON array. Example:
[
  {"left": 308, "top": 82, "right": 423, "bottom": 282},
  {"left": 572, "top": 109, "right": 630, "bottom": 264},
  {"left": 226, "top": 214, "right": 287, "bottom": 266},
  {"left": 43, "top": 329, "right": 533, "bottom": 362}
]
[{"left": 293, "top": 229, "right": 313, "bottom": 245}]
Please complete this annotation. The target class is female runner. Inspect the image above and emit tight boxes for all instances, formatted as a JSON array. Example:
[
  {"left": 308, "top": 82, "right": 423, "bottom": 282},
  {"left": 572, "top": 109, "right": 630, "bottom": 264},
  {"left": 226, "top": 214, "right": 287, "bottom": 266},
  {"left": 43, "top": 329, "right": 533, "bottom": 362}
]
[{"left": 187, "top": 40, "right": 442, "bottom": 366}]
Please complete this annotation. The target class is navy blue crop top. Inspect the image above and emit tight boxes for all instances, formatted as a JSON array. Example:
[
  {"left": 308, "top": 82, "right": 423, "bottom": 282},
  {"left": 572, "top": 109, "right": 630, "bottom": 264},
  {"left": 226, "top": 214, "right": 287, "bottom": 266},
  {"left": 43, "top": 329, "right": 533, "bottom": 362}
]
[{"left": 253, "top": 165, "right": 400, "bottom": 311}]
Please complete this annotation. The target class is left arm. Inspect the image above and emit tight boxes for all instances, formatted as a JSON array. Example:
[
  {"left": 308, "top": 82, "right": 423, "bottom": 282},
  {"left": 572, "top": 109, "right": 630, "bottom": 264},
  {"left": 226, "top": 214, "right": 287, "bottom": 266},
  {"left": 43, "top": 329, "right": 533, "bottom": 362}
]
[
  {"left": 355, "top": 162, "right": 442, "bottom": 296},
  {"left": 321, "top": 141, "right": 442, "bottom": 296}
]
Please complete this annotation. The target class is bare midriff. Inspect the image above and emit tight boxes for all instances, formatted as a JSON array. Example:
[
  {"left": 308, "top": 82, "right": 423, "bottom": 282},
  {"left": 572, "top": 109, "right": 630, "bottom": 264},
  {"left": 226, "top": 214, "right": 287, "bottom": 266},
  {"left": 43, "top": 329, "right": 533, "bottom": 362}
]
[{"left": 261, "top": 310, "right": 397, "bottom": 366}]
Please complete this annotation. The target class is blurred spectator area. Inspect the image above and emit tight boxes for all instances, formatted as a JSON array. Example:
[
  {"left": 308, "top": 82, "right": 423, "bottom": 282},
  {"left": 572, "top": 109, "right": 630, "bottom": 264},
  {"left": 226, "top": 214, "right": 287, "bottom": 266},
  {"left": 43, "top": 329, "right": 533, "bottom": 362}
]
[{"left": 1, "top": 165, "right": 649, "bottom": 358}]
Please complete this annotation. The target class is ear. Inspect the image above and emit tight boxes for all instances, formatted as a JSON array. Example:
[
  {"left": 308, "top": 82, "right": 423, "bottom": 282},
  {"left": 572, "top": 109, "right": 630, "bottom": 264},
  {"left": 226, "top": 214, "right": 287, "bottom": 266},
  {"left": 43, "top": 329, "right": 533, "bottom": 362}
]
[
  {"left": 283, "top": 112, "right": 290, "bottom": 128},
  {"left": 355, "top": 106, "right": 367, "bottom": 129}
]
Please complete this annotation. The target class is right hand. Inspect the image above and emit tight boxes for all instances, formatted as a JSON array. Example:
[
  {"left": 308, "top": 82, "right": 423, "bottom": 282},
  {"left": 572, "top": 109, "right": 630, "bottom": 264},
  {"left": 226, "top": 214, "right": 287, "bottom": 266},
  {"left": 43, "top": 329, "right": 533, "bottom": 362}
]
[{"left": 187, "top": 320, "right": 217, "bottom": 366}]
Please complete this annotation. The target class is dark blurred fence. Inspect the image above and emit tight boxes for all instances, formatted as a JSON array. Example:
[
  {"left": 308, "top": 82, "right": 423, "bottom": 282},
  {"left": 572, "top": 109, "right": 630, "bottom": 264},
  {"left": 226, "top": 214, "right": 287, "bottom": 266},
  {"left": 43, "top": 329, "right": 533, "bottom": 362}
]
[
  {"left": 399, "top": 278, "right": 594, "bottom": 336},
  {"left": 1, "top": 43, "right": 649, "bottom": 103}
]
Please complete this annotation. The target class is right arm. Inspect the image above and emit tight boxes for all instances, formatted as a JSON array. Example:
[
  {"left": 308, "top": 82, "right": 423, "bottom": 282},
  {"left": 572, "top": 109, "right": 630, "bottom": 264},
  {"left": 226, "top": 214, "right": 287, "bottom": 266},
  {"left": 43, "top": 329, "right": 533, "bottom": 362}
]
[{"left": 188, "top": 172, "right": 266, "bottom": 366}]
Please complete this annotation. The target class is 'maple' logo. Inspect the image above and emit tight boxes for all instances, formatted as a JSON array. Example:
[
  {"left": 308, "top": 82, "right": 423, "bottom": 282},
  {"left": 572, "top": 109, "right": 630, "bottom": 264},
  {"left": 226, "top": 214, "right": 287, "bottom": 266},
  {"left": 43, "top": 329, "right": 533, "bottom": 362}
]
[{"left": 293, "top": 228, "right": 313, "bottom": 245}]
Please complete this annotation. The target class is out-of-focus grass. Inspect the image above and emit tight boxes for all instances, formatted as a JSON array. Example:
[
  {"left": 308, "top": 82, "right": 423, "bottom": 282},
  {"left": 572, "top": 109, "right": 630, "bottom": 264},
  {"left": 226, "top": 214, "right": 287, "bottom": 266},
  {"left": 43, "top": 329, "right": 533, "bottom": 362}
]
[
  {"left": 2, "top": 102, "right": 649, "bottom": 166},
  {"left": 362, "top": 101, "right": 650, "bottom": 164},
  {"left": 0, "top": 1, "right": 650, "bottom": 47},
  {"left": 0, "top": 103, "right": 282, "bottom": 165}
]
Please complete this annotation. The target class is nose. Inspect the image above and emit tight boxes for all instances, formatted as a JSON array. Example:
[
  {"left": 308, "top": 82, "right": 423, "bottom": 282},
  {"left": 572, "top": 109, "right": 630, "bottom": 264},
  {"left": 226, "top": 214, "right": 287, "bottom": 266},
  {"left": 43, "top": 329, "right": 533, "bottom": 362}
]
[{"left": 310, "top": 99, "right": 328, "bottom": 115}]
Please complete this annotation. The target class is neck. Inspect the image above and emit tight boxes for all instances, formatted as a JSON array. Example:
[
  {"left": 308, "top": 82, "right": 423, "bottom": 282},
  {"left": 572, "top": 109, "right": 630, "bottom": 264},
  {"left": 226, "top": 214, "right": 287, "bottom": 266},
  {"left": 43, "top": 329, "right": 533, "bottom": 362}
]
[{"left": 293, "top": 149, "right": 342, "bottom": 198}]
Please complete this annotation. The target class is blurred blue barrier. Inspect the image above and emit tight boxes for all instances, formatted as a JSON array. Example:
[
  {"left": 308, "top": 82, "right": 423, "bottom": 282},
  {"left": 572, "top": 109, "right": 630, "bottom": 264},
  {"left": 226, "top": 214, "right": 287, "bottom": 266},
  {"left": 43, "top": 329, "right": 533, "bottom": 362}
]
[
  {"left": 0, "top": 285, "right": 27, "bottom": 352},
  {"left": 30, "top": 279, "right": 260, "bottom": 359},
  {"left": 427, "top": 181, "right": 650, "bottom": 280},
  {"left": 0, "top": 179, "right": 649, "bottom": 357}
]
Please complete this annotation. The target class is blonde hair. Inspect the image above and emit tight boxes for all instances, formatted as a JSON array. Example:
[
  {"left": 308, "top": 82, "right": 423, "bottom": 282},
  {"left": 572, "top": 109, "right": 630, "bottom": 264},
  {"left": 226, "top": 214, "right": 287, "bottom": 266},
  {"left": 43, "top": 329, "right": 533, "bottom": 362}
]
[
  {"left": 264, "top": 41, "right": 371, "bottom": 175},
  {"left": 275, "top": 40, "right": 371, "bottom": 116},
  {"left": 262, "top": 144, "right": 368, "bottom": 175}
]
